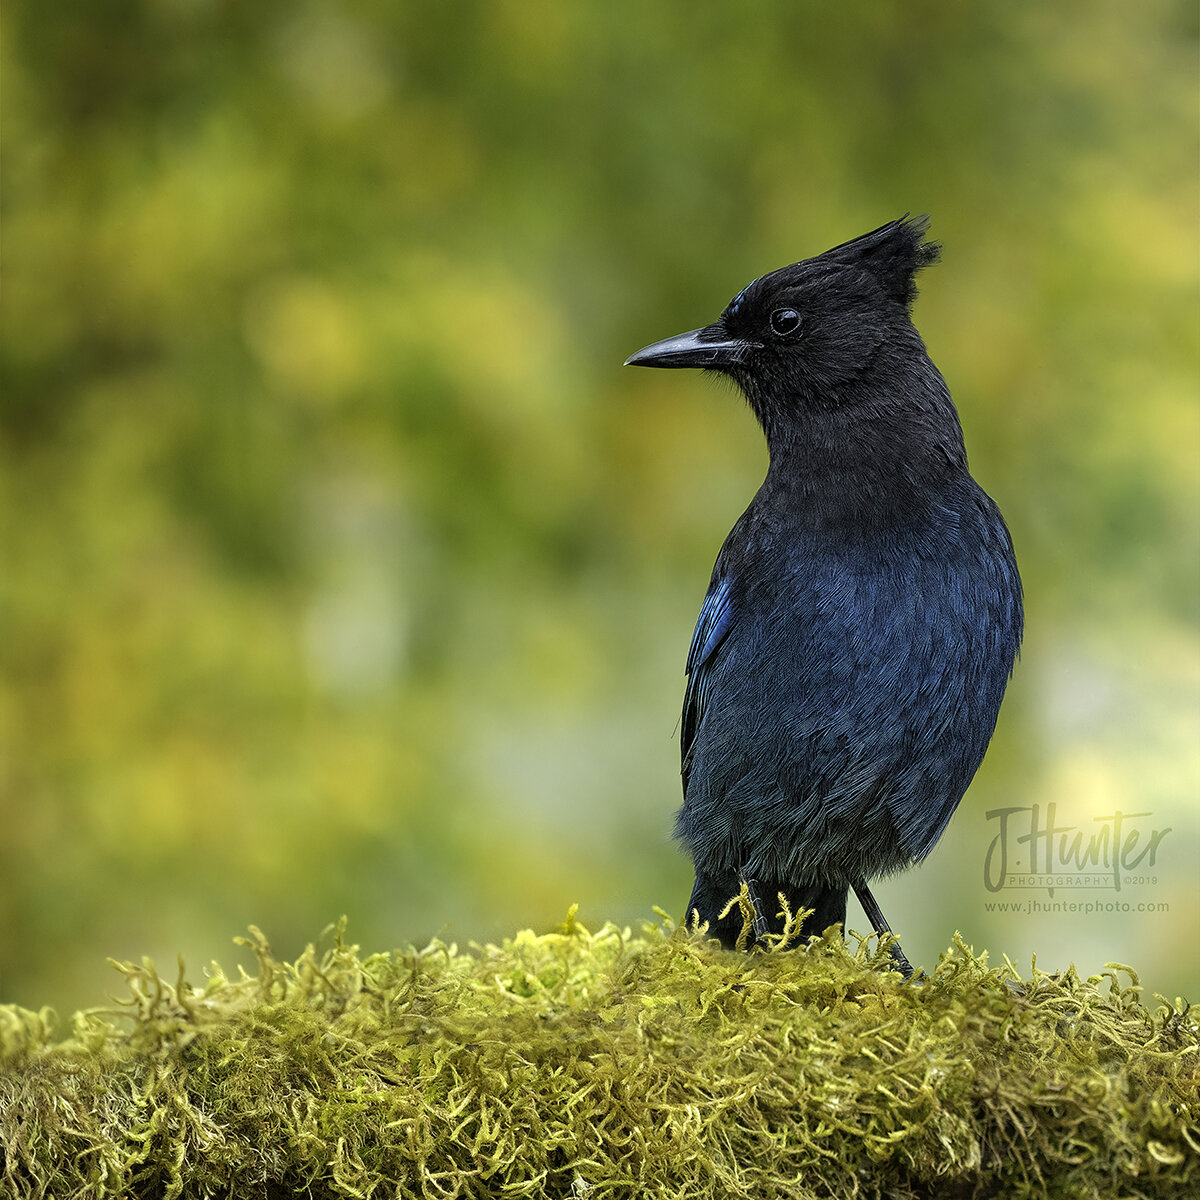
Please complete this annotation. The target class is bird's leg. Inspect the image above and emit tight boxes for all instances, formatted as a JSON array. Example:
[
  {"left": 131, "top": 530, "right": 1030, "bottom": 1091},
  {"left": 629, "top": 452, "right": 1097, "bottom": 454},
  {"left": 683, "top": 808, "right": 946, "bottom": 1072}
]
[
  {"left": 853, "top": 880, "right": 916, "bottom": 979},
  {"left": 738, "top": 866, "right": 772, "bottom": 941}
]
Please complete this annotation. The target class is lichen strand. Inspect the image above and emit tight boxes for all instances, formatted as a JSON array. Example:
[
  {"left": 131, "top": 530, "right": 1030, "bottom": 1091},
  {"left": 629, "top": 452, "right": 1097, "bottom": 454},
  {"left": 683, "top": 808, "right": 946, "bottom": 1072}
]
[{"left": 1, "top": 906, "right": 1197, "bottom": 1200}]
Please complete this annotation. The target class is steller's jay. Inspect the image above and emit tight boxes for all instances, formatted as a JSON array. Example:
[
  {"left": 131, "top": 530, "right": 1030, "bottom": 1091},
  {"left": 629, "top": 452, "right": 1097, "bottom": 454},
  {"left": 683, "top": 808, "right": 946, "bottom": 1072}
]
[{"left": 626, "top": 217, "right": 1022, "bottom": 973}]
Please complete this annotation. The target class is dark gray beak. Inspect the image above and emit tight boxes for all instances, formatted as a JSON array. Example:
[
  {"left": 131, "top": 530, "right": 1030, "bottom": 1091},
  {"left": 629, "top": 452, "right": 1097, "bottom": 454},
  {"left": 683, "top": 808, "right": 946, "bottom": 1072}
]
[{"left": 624, "top": 326, "right": 757, "bottom": 370}]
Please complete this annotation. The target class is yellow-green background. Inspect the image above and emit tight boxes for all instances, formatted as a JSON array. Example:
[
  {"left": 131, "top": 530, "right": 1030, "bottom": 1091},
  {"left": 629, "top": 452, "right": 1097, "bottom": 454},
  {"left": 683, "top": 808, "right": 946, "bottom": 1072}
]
[{"left": 2, "top": 1, "right": 1197, "bottom": 1015}]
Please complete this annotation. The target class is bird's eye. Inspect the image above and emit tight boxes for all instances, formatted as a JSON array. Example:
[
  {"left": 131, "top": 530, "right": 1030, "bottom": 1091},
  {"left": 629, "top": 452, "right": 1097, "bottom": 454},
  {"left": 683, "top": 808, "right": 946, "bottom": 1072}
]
[{"left": 770, "top": 308, "right": 802, "bottom": 337}]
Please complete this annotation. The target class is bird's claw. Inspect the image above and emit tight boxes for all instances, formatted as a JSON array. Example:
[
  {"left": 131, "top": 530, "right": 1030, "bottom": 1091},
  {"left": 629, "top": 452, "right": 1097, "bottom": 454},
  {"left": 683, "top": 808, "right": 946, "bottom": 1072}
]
[{"left": 888, "top": 944, "right": 919, "bottom": 980}]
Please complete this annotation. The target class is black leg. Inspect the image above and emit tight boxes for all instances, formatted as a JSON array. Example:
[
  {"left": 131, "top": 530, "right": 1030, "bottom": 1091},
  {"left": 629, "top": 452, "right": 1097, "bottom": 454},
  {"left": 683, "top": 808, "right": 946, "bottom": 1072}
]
[
  {"left": 852, "top": 879, "right": 916, "bottom": 979},
  {"left": 738, "top": 869, "right": 772, "bottom": 941}
]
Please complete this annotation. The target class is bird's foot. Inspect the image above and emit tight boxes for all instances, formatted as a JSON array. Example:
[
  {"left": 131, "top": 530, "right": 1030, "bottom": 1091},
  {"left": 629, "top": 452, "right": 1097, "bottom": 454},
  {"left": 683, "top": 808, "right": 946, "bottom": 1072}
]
[
  {"left": 886, "top": 941, "right": 919, "bottom": 981},
  {"left": 853, "top": 877, "right": 922, "bottom": 981}
]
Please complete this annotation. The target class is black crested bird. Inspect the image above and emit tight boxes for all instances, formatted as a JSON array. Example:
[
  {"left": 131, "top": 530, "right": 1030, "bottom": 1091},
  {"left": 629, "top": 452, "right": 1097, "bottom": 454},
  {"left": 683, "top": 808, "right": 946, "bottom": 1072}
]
[{"left": 625, "top": 217, "right": 1022, "bottom": 973}]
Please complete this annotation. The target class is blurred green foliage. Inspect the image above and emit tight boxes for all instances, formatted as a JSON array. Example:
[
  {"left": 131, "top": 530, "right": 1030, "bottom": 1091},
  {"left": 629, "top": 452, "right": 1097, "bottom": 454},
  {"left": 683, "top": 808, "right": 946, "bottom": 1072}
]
[{"left": 1, "top": 1, "right": 1197, "bottom": 1014}]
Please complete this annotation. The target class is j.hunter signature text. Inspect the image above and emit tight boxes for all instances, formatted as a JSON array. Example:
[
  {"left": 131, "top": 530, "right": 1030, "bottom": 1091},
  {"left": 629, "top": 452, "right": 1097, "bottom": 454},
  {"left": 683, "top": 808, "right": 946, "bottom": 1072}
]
[{"left": 983, "top": 804, "right": 1171, "bottom": 894}]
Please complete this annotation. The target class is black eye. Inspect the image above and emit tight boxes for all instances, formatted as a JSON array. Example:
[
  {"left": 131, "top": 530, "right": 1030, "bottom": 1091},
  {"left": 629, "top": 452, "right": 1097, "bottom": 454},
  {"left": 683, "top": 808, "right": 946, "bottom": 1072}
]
[{"left": 770, "top": 308, "right": 802, "bottom": 337}]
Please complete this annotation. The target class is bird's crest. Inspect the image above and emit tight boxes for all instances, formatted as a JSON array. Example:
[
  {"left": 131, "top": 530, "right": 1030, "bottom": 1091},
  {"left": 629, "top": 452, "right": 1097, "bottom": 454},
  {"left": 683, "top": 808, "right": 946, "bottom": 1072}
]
[{"left": 820, "top": 214, "right": 941, "bottom": 310}]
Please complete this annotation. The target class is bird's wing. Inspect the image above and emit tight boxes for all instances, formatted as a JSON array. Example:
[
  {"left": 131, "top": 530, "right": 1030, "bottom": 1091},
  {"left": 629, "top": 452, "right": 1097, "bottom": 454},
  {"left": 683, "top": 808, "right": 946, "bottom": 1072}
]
[{"left": 681, "top": 575, "right": 735, "bottom": 793}]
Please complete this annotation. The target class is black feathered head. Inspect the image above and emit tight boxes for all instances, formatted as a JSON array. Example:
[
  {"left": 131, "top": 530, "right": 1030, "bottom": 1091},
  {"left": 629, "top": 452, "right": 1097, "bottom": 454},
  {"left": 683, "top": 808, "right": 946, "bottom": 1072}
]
[
  {"left": 716, "top": 215, "right": 941, "bottom": 334},
  {"left": 626, "top": 215, "right": 966, "bottom": 510},
  {"left": 627, "top": 215, "right": 944, "bottom": 416}
]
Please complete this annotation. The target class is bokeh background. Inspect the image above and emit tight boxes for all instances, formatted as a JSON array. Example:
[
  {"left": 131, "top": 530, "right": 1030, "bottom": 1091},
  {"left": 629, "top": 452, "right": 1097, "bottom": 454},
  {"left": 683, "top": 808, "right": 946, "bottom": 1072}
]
[{"left": 3, "top": 1, "right": 1197, "bottom": 1016}]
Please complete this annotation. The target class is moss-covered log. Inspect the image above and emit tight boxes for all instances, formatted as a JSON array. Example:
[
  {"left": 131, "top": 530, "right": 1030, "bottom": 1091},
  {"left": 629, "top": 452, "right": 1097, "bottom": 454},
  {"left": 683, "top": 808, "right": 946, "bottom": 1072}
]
[{"left": 1, "top": 909, "right": 1197, "bottom": 1199}]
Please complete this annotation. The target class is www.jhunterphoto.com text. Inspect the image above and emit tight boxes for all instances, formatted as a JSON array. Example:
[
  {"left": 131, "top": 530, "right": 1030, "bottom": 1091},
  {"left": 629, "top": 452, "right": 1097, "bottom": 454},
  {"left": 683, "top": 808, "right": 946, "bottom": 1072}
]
[{"left": 984, "top": 897, "right": 1171, "bottom": 915}]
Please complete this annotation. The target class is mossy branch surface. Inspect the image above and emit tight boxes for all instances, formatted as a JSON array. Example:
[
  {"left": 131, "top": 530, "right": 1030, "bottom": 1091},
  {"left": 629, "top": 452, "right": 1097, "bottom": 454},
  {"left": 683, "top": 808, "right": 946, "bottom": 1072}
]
[{"left": 1, "top": 905, "right": 1197, "bottom": 1199}]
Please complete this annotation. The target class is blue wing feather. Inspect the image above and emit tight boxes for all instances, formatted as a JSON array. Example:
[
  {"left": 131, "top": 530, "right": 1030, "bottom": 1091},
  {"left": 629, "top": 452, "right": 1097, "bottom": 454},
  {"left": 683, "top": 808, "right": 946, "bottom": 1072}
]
[{"left": 682, "top": 576, "right": 735, "bottom": 791}]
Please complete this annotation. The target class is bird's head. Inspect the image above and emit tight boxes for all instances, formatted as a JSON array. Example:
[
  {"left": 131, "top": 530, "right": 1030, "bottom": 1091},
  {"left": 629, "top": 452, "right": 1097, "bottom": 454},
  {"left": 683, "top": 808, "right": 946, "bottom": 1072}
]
[{"left": 626, "top": 216, "right": 943, "bottom": 441}]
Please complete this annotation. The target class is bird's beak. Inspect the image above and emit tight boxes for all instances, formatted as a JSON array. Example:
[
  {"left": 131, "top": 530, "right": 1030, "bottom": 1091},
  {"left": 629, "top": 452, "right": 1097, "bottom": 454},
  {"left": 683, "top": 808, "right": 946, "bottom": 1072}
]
[{"left": 624, "top": 325, "right": 756, "bottom": 370}]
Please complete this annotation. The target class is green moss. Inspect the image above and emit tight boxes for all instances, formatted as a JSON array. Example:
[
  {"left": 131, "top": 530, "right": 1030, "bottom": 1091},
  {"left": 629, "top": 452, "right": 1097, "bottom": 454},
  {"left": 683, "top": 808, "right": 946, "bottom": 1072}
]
[{"left": 1, "top": 905, "right": 1197, "bottom": 1199}]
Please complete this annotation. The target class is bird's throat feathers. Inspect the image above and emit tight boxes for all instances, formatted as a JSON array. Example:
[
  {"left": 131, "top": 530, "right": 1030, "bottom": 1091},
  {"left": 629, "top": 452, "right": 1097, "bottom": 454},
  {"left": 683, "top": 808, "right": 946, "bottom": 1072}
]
[{"left": 746, "top": 348, "right": 970, "bottom": 532}]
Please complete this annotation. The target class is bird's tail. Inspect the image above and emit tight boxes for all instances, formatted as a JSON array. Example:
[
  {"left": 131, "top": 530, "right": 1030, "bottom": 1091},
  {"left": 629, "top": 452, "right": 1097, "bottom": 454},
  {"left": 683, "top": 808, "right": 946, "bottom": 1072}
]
[{"left": 684, "top": 872, "right": 847, "bottom": 950}]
